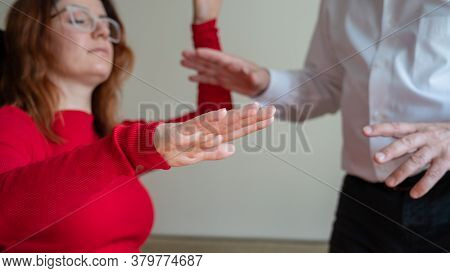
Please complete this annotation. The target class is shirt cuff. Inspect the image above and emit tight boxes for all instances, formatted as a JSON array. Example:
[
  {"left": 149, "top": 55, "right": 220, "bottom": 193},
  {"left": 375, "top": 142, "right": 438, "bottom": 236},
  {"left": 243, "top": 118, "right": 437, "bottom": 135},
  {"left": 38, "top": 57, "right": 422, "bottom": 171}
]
[{"left": 252, "top": 68, "right": 293, "bottom": 105}]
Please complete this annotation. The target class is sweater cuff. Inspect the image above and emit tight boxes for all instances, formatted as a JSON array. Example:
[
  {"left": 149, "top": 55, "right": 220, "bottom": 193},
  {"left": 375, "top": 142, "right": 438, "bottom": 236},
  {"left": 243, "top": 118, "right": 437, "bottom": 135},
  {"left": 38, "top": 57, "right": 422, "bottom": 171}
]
[
  {"left": 114, "top": 121, "right": 171, "bottom": 175},
  {"left": 192, "top": 19, "right": 220, "bottom": 49},
  {"left": 192, "top": 19, "right": 217, "bottom": 32}
]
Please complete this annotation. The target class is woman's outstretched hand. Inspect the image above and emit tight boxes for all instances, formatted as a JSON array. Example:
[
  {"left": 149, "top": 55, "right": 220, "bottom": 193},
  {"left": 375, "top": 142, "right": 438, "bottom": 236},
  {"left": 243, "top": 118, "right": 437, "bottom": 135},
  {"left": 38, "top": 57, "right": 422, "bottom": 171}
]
[{"left": 154, "top": 103, "right": 275, "bottom": 167}]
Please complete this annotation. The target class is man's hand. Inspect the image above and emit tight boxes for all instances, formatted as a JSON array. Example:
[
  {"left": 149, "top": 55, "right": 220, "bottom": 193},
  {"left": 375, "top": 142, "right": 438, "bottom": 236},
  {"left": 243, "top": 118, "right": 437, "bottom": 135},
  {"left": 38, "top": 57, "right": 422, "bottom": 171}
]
[
  {"left": 154, "top": 103, "right": 276, "bottom": 167},
  {"left": 363, "top": 122, "right": 450, "bottom": 199},
  {"left": 181, "top": 48, "right": 270, "bottom": 97}
]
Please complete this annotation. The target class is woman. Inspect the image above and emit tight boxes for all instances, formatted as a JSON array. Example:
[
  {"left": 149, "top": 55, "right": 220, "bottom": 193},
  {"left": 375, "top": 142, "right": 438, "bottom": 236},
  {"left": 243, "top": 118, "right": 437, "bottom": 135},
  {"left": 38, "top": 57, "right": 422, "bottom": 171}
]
[{"left": 0, "top": 0, "right": 275, "bottom": 252}]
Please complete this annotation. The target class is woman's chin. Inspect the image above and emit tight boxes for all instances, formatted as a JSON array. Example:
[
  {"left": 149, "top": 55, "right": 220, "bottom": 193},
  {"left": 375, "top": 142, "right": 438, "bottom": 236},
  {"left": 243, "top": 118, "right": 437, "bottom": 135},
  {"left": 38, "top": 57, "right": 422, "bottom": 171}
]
[{"left": 90, "top": 66, "right": 113, "bottom": 81}]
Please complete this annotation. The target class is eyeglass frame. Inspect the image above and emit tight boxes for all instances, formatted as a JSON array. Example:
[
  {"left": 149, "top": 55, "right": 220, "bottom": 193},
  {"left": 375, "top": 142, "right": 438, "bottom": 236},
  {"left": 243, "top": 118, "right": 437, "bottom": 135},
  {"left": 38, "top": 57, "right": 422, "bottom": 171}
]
[{"left": 50, "top": 4, "right": 122, "bottom": 44}]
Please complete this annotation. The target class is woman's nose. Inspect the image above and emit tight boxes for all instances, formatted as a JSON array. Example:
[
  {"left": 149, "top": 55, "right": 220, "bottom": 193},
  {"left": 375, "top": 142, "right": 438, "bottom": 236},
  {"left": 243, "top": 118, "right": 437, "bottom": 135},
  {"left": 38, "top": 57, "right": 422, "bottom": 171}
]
[{"left": 92, "top": 20, "right": 111, "bottom": 41}]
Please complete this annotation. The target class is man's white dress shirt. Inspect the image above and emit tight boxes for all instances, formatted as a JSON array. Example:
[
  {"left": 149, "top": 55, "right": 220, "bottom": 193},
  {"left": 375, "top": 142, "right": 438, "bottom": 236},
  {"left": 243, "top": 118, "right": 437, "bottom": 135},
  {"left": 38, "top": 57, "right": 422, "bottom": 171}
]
[{"left": 255, "top": 0, "right": 450, "bottom": 182}]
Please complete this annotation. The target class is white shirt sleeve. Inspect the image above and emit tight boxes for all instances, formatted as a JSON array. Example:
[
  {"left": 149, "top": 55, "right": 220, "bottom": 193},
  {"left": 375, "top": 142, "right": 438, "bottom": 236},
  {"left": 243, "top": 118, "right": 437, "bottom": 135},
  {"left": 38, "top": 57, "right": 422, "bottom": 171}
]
[{"left": 254, "top": 0, "right": 344, "bottom": 122}]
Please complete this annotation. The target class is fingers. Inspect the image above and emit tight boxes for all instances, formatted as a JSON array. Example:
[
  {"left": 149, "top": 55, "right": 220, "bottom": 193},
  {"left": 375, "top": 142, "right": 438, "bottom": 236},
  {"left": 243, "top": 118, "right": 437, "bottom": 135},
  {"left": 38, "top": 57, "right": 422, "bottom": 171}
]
[
  {"left": 223, "top": 103, "right": 260, "bottom": 125},
  {"left": 182, "top": 50, "right": 221, "bottom": 67},
  {"left": 184, "top": 108, "right": 227, "bottom": 130},
  {"left": 179, "top": 104, "right": 276, "bottom": 145},
  {"left": 221, "top": 104, "right": 276, "bottom": 140},
  {"left": 226, "top": 104, "right": 276, "bottom": 133},
  {"left": 240, "top": 103, "right": 264, "bottom": 119},
  {"left": 182, "top": 48, "right": 231, "bottom": 68},
  {"left": 223, "top": 116, "right": 275, "bottom": 142},
  {"left": 195, "top": 48, "right": 233, "bottom": 66},
  {"left": 410, "top": 159, "right": 448, "bottom": 199},
  {"left": 181, "top": 58, "right": 216, "bottom": 76},
  {"left": 182, "top": 49, "right": 196, "bottom": 59},
  {"left": 374, "top": 132, "right": 429, "bottom": 164},
  {"left": 182, "top": 49, "right": 235, "bottom": 86},
  {"left": 363, "top": 122, "right": 425, "bottom": 138},
  {"left": 188, "top": 74, "right": 220, "bottom": 85},
  {"left": 225, "top": 103, "right": 273, "bottom": 124},
  {"left": 247, "top": 104, "right": 276, "bottom": 123},
  {"left": 385, "top": 145, "right": 437, "bottom": 187}
]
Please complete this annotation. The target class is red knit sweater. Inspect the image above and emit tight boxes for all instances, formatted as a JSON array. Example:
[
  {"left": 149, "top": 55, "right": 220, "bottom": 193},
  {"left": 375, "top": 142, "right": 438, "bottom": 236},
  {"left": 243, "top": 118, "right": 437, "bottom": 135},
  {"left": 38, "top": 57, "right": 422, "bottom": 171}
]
[{"left": 0, "top": 20, "right": 231, "bottom": 253}]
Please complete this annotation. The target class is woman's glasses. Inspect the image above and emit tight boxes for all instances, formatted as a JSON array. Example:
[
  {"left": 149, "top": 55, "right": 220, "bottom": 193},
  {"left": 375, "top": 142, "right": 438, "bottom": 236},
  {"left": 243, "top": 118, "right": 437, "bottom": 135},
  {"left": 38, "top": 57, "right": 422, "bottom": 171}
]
[{"left": 51, "top": 4, "right": 121, "bottom": 44}]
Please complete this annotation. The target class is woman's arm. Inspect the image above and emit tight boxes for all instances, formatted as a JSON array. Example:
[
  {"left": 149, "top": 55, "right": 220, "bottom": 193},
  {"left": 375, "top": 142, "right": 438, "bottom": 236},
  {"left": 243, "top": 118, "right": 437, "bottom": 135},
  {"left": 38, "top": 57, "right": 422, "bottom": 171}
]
[
  {"left": 193, "top": 19, "right": 232, "bottom": 113},
  {"left": 167, "top": 12, "right": 232, "bottom": 123}
]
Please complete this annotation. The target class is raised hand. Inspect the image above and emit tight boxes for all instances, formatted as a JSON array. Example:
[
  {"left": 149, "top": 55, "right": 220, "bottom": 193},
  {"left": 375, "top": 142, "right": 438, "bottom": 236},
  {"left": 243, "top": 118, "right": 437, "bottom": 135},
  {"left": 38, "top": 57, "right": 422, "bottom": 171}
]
[
  {"left": 181, "top": 48, "right": 270, "bottom": 97},
  {"left": 154, "top": 103, "right": 275, "bottom": 167}
]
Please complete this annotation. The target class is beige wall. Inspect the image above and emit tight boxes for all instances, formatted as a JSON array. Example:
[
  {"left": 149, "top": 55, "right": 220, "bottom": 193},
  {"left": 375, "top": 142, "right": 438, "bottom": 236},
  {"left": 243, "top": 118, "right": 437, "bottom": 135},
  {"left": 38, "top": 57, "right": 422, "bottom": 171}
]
[{"left": 0, "top": 0, "right": 344, "bottom": 241}]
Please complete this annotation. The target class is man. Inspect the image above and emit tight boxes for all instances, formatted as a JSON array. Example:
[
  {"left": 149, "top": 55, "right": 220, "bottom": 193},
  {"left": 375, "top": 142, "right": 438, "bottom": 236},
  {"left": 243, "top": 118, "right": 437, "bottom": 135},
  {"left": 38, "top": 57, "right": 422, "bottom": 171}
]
[{"left": 181, "top": 0, "right": 450, "bottom": 252}]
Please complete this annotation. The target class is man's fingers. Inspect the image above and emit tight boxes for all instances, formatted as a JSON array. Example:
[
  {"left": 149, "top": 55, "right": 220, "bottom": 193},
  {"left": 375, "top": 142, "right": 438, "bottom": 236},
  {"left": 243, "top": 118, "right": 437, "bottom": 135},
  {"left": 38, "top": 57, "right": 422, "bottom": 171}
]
[
  {"left": 409, "top": 159, "right": 448, "bottom": 199},
  {"left": 195, "top": 48, "right": 233, "bottom": 66},
  {"left": 182, "top": 49, "right": 196, "bottom": 59},
  {"left": 374, "top": 132, "right": 429, "bottom": 163},
  {"left": 181, "top": 59, "right": 214, "bottom": 74},
  {"left": 363, "top": 122, "right": 425, "bottom": 138},
  {"left": 182, "top": 52, "right": 224, "bottom": 71},
  {"left": 385, "top": 145, "right": 436, "bottom": 187},
  {"left": 183, "top": 48, "right": 232, "bottom": 68},
  {"left": 188, "top": 74, "right": 220, "bottom": 86}
]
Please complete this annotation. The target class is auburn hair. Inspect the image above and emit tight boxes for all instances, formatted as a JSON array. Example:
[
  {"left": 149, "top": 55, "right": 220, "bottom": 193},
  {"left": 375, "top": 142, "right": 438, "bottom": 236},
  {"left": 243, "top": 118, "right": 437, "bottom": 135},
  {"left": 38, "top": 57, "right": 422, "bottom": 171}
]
[{"left": 0, "top": 0, "right": 134, "bottom": 142}]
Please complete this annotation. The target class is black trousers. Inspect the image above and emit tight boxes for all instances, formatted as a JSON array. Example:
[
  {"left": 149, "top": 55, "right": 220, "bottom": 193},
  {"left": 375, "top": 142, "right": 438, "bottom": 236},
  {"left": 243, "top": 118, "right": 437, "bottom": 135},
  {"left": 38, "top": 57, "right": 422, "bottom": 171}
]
[{"left": 329, "top": 171, "right": 450, "bottom": 252}]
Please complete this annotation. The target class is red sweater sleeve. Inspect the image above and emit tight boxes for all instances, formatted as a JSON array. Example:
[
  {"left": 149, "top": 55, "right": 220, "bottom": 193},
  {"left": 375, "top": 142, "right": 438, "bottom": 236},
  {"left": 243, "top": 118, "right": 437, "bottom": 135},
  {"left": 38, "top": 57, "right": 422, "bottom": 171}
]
[
  {"left": 167, "top": 19, "right": 232, "bottom": 123},
  {"left": 0, "top": 109, "right": 169, "bottom": 249}
]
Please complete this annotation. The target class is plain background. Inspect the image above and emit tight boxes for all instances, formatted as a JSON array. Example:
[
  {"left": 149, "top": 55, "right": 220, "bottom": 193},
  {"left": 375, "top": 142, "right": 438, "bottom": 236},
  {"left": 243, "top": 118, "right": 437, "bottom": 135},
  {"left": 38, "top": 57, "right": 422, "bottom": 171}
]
[{"left": 0, "top": 0, "right": 344, "bottom": 242}]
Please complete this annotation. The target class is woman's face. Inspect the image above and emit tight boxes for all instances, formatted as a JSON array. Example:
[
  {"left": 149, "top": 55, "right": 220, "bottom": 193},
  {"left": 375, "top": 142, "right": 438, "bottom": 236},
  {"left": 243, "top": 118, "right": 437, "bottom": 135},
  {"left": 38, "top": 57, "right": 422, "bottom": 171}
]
[{"left": 49, "top": 0, "right": 114, "bottom": 87}]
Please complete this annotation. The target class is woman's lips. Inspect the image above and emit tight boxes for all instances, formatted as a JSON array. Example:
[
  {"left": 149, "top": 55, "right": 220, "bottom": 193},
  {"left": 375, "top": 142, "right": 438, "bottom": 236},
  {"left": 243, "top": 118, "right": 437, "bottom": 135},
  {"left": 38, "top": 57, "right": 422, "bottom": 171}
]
[{"left": 88, "top": 48, "right": 111, "bottom": 58}]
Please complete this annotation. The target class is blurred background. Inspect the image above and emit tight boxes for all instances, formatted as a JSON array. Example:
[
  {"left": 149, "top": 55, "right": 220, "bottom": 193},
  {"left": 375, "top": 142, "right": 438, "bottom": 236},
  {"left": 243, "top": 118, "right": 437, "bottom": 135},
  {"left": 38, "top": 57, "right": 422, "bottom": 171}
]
[{"left": 0, "top": 0, "right": 344, "bottom": 252}]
